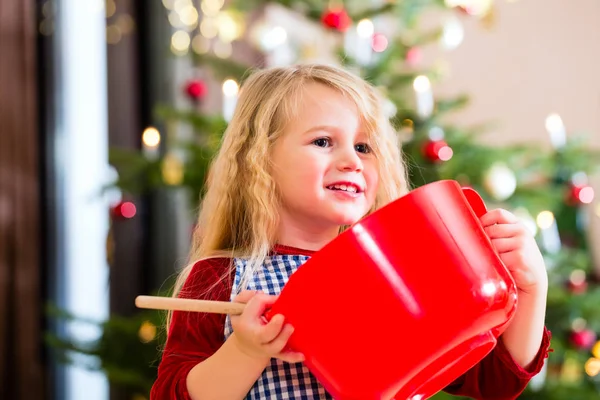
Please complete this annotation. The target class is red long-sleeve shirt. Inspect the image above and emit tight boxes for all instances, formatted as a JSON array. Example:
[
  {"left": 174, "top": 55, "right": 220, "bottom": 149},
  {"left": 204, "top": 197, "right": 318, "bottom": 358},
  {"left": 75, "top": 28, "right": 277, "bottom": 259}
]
[{"left": 151, "top": 245, "right": 551, "bottom": 400}]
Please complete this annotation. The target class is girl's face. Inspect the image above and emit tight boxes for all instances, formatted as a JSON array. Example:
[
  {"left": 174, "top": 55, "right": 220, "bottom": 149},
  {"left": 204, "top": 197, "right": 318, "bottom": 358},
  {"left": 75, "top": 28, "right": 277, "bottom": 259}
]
[{"left": 271, "top": 82, "right": 379, "bottom": 238}]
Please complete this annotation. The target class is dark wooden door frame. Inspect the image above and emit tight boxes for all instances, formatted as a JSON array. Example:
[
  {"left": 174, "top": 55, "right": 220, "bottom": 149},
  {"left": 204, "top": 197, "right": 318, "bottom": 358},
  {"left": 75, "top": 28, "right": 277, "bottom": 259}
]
[{"left": 0, "top": 0, "right": 45, "bottom": 399}]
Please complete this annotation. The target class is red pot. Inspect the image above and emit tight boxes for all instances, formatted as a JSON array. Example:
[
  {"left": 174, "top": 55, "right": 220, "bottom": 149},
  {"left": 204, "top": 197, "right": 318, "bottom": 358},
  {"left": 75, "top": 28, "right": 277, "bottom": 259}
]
[{"left": 269, "top": 180, "right": 518, "bottom": 399}]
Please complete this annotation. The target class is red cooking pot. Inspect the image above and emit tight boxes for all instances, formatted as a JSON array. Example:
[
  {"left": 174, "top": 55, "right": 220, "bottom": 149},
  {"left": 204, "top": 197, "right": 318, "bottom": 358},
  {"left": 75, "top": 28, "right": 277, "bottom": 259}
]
[{"left": 268, "top": 180, "right": 518, "bottom": 400}]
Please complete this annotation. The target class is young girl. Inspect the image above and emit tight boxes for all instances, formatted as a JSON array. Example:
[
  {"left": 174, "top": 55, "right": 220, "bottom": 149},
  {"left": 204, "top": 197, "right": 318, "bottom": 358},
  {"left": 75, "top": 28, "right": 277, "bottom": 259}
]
[{"left": 151, "top": 64, "right": 551, "bottom": 400}]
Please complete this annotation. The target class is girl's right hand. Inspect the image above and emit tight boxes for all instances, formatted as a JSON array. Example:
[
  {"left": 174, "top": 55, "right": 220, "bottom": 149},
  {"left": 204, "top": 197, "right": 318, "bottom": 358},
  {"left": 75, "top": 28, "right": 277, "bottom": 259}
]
[{"left": 230, "top": 290, "right": 305, "bottom": 364}]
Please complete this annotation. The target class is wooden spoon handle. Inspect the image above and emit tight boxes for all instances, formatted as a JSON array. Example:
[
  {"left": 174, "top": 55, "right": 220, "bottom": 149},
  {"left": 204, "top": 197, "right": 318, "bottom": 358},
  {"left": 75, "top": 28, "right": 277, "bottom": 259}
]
[{"left": 135, "top": 295, "right": 245, "bottom": 315}]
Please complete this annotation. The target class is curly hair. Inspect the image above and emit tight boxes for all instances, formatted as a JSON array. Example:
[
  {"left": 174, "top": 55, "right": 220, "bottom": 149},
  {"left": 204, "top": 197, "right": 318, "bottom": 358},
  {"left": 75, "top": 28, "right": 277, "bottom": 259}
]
[{"left": 169, "top": 63, "right": 410, "bottom": 326}]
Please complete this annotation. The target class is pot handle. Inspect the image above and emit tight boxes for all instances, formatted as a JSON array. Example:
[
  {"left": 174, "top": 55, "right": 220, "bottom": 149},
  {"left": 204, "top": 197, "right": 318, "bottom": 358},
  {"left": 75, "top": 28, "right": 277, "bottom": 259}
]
[
  {"left": 461, "top": 187, "right": 487, "bottom": 218},
  {"left": 462, "top": 185, "right": 518, "bottom": 337}
]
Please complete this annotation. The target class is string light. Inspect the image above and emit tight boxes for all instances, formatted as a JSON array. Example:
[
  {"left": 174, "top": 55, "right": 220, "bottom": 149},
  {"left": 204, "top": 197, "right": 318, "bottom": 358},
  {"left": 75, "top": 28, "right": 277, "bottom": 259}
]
[
  {"left": 142, "top": 127, "right": 161, "bottom": 148},
  {"left": 192, "top": 35, "right": 211, "bottom": 54},
  {"left": 105, "top": 0, "right": 116, "bottom": 18},
  {"left": 200, "top": 18, "right": 219, "bottom": 38},
  {"left": 536, "top": 211, "right": 555, "bottom": 230},
  {"left": 171, "top": 30, "right": 191, "bottom": 54},
  {"left": 106, "top": 25, "right": 122, "bottom": 44},
  {"left": 179, "top": 5, "right": 199, "bottom": 27},
  {"left": 356, "top": 19, "right": 374, "bottom": 38},
  {"left": 213, "top": 40, "right": 233, "bottom": 58},
  {"left": 162, "top": 0, "right": 175, "bottom": 10},
  {"left": 217, "top": 10, "right": 245, "bottom": 42}
]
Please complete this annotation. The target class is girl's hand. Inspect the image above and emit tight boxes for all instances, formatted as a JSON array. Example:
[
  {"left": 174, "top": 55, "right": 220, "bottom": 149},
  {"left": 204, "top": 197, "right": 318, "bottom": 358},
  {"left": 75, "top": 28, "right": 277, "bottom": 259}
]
[
  {"left": 481, "top": 209, "right": 548, "bottom": 296},
  {"left": 230, "top": 290, "right": 305, "bottom": 364}
]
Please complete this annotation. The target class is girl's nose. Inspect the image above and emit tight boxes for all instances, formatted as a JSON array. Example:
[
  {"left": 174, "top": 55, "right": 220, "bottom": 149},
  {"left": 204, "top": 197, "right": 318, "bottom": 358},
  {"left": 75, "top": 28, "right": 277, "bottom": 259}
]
[{"left": 336, "top": 146, "right": 363, "bottom": 172}]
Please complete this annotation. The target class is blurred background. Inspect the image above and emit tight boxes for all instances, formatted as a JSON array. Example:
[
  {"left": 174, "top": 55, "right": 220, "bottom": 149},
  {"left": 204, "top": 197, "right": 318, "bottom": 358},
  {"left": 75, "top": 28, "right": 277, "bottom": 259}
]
[{"left": 2, "top": 0, "right": 600, "bottom": 399}]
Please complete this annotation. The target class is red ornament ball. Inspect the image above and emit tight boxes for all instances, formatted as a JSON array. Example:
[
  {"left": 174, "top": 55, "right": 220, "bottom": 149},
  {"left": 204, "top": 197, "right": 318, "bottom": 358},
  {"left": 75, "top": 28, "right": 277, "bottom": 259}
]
[
  {"left": 567, "top": 280, "right": 588, "bottom": 295},
  {"left": 111, "top": 201, "right": 137, "bottom": 220},
  {"left": 185, "top": 79, "right": 207, "bottom": 100},
  {"left": 567, "top": 183, "right": 595, "bottom": 205},
  {"left": 321, "top": 7, "right": 351, "bottom": 32},
  {"left": 423, "top": 139, "right": 453, "bottom": 162},
  {"left": 406, "top": 47, "right": 422, "bottom": 66},
  {"left": 570, "top": 329, "right": 597, "bottom": 350},
  {"left": 371, "top": 33, "right": 388, "bottom": 53}
]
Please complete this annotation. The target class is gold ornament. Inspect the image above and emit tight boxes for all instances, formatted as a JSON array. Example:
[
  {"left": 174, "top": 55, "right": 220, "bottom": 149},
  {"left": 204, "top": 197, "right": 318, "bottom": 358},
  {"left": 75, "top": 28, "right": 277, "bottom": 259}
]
[
  {"left": 138, "top": 321, "right": 157, "bottom": 343},
  {"left": 592, "top": 341, "right": 600, "bottom": 359},
  {"left": 560, "top": 355, "right": 583, "bottom": 384},
  {"left": 585, "top": 358, "right": 600, "bottom": 377},
  {"left": 162, "top": 153, "right": 184, "bottom": 185}
]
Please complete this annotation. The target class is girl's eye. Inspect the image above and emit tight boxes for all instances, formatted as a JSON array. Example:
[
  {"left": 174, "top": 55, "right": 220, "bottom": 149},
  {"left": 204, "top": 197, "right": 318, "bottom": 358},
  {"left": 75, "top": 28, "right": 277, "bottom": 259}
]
[
  {"left": 313, "top": 138, "right": 331, "bottom": 148},
  {"left": 355, "top": 143, "right": 371, "bottom": 154}
]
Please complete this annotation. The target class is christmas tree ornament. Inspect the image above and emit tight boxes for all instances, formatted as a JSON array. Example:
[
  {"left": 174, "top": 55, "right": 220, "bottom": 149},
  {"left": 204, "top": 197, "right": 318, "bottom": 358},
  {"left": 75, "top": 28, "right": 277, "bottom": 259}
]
[
  {"left": 567, "top": 269, "right": 587, "bottom": 294},
  {"left": 568, "top": 182, "right": 595, "bottom": 205},
  {"left": 111, "top": 201, "right": 137, "bottom": 220},
  {"left": 406, "top": 47, "right": 422, "bottom": 67},
  {"left": 585, "top": 357, "right": 600, "bottom": 377},
  {"left": 593, "top": 341, "right": 600, "bottom": 359},
  {"left": 321, "top": 7, "right": 351, "bottom": 32},
  {"left": 371, "top": 33, "right": 388, "bottom": 53},
  {"left": 184, "top": 79, "right": 207, "bottom": 100},
  {"left": 138, "top": 321, "right": 157, "bottom": 343},
  {"left": 162, "top": 153, "right": 185, "bottom": 185},
  {"left": 560, "top": 354, "right": 583, "bottom": 383},
  {"left": 483, "top": 162, "right": 517, "bottom": 201},
  {"left": 570, "top": 328, "right": 597, "bottom": 350},
  {"left": 422, "top": 139, "right": 453, "bottom": 163}
]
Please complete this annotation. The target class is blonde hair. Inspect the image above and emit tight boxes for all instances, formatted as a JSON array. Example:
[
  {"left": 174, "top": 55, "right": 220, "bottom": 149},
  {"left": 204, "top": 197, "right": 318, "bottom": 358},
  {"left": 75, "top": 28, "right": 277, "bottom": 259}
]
[{"left": 171, "top": 63, "right": 409, "bottom": 322}]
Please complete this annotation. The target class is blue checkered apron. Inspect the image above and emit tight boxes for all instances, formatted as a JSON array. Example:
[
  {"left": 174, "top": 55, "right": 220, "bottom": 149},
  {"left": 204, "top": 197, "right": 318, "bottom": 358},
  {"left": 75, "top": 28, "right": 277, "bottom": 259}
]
[{"left": 224, "top": 254, "right": 333, "bottom": 399}]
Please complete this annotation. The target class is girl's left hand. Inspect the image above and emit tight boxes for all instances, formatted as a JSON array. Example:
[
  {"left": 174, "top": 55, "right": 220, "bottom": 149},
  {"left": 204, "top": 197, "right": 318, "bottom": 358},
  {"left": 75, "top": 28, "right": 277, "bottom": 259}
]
[{"left": 480, "top": 209, "right": 548, "bottom": 295}]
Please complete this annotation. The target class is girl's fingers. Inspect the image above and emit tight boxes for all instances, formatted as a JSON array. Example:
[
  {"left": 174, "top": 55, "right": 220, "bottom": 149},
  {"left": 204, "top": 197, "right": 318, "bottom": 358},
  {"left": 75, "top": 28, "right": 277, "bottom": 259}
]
[
  {"left": 276, "top": 351, "right": 305, "bottom": 364},
  {"left": 484, "top": 223, "right": 524, "bottom": 239},
  {"left": 490, "top": 236, "right": 526, "bottom": 253},
  {"left": 243, "top": 293, "right": 278, "bottom": 320},
  {"left": 233, "top": 290, "right": 259, "bottom": 304},
  {"left": 480, "top": 209, "right": 519, "bottom": 227},
  {"left": 263, "top": 323, "right": 295, "bottom": 354},
  {"left": 260, "top": 314, "right": 285, "bottom": 343}
]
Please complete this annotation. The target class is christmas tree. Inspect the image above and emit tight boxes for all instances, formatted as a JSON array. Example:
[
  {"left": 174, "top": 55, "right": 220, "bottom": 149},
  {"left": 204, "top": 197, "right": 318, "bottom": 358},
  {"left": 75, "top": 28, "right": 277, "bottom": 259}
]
[{"left": 50, "top": 0, "right": 600, "bottom": 398}]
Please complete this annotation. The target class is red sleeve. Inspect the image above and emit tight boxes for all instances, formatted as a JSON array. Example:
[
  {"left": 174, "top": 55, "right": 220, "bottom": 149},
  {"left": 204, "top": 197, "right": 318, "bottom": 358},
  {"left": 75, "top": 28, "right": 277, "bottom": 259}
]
[
  {"left": 150, "top": 257, "right": 232, "bottom": 400},
  {"left": 443, "top": 327, "right": 552, "bottom": 400}
]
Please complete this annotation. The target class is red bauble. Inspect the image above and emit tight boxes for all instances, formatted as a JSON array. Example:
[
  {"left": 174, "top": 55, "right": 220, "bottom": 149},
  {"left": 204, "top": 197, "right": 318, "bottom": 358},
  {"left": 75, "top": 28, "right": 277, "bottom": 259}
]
[
  {"left": 185, "top": 80, "right": 207, "bottom": 100},
  {"left": 406, "top": 47, "right": 422, "bottom": 66},
  {"left": 321, "top": 8, "right": 351, "bottom": 32},
  {"left": 423, "top": 140, "right": 453, "bottom": 162},
  {"left": 567, "top": 280, "right": 588, "bottom": 295},
  {"left": 111, "top": 201, "right": 137, "bottom": 220},
  {"left": 567, "top": 183, "right": 595, "bottom": 205},
  {"left": 570, "top": 329, "right": 597, "bottom": 350}
]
